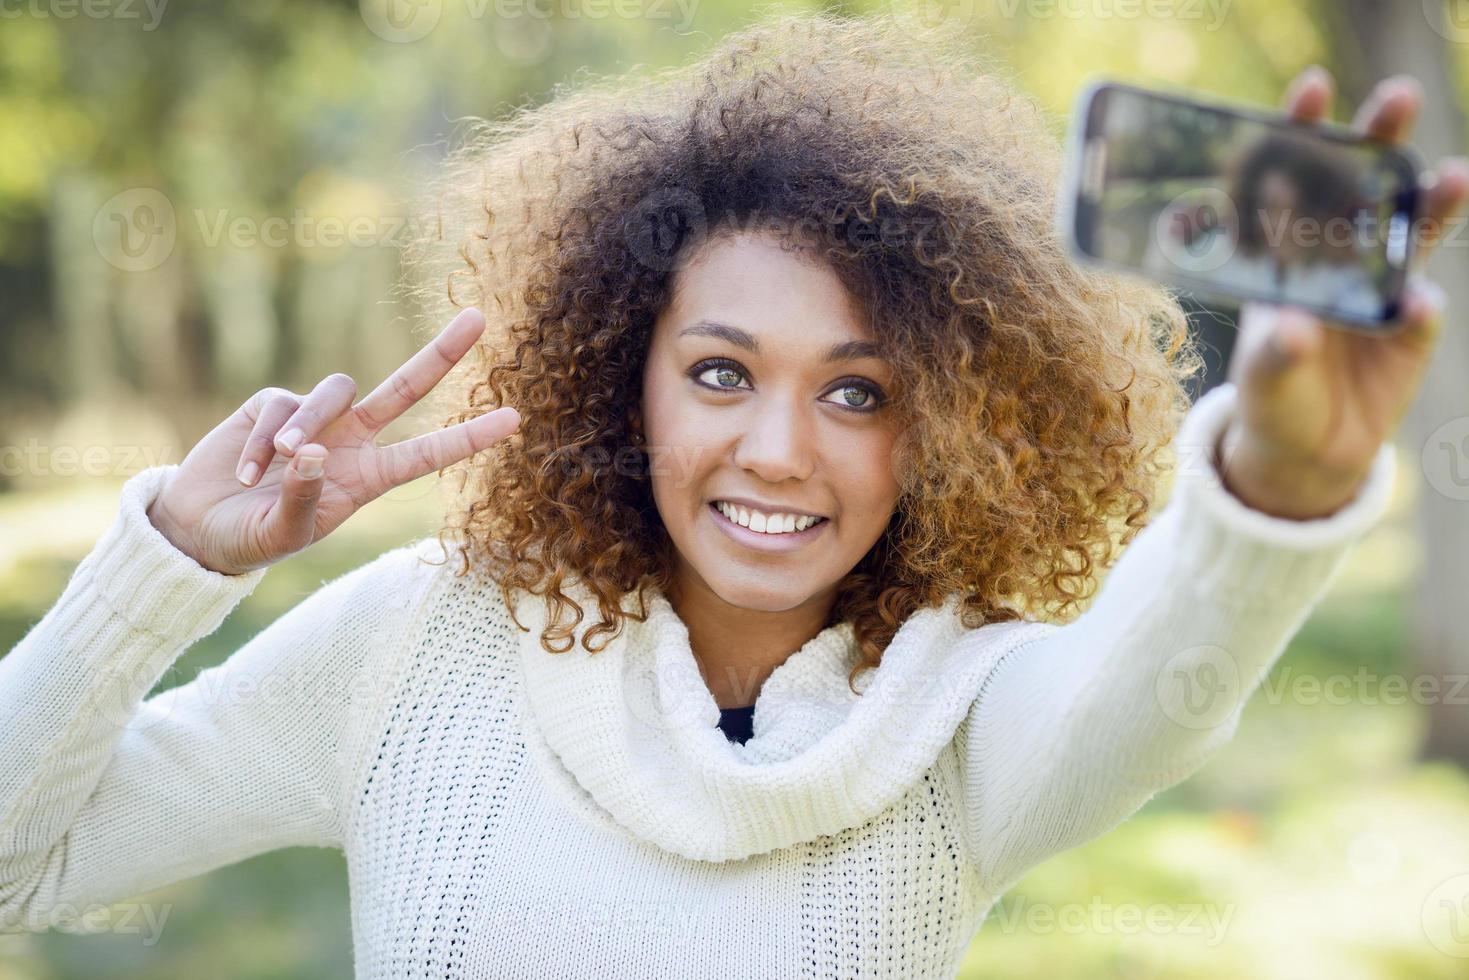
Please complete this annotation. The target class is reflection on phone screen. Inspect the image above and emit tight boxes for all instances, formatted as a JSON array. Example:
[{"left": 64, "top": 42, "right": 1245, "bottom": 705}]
[{"left": 1076, "top": 86, "right": 1416, "bottom": 325}]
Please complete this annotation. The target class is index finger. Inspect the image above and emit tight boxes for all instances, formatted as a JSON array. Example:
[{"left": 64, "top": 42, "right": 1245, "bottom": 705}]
[
  {"left": 347, "top": 307, "right": 487, "bottom": 437},
  {"left": 1283, "top": 64, "right": 1335, "bottom": 124}
]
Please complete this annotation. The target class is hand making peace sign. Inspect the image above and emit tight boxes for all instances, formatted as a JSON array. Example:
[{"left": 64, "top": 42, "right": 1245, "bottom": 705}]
[{"left": 145, "top": 307, "right": 519, "bottom": 575}]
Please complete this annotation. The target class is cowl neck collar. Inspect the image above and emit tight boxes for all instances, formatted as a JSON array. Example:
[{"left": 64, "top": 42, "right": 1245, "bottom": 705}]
[{"left": 513, "top": 578, "right": 1052, "bottom": 862}]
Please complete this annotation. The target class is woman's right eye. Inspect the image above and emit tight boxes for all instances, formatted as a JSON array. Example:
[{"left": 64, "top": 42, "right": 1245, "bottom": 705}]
[{"left": 690, "top": 359, "right": 751, "bottom": 391}]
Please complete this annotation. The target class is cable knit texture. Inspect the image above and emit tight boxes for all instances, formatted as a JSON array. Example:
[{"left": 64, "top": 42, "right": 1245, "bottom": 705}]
[{"left": 0, "top": 381, "right": 1396, "bottom": 978}]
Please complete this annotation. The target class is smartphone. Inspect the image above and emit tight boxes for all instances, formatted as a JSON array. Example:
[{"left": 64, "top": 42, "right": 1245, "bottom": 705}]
[{"left": 1056, "top": 78, "right": 1424, "bottom": 331}]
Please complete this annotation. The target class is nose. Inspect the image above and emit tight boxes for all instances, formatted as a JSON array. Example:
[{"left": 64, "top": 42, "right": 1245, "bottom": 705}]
[{"left": 731, "top": 394, "right": 817, "bottom": 485}]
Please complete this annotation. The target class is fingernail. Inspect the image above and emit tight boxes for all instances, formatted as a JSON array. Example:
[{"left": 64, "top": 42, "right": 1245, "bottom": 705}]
[
  {"left": 278, "top": 428, "right": 303, "bottom": 453},
  {"left": 238, "top": 460, "right": 260, "bottom": 486},
  {"left": 297, "top": 454, "right": 324, "bottom": 479}
]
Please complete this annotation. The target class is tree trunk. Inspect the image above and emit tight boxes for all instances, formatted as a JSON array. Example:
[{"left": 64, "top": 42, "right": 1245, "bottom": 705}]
[{"left": 1331, "top": 0, "right": 1469, "bottom": 763}]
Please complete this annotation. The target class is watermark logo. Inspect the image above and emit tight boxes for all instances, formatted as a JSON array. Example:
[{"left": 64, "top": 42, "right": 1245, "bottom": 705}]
[
  {"left": 0, "top": 901, "right": 172, "bottom": 945},
  {"left": 1257, "top": 666, "right": 1469, "bottom": 708},
  {"left": 1154, "top": 644, "right": 1241, "bottom": 731},
  {"left": 0, "top": 0, "right": 168, "bottom": 30},
  {"left": 93, "top": 188, "right": 176, "bottom": 272},
  {"left": 92, "top": 188, "right": 441, "bottom": 270},
  {"left": 987, "top": 894, "right": 1236, "bottom": 946},
  {"left": 0, "top": 439, "right": 176, "bottom": 478},
  {"left": 359, "top": 0, "right": 700, "bottom": 45},
  {"left": 981, "top": 0, "right": 1232, "bottom": 30},
  {"left": 1153, "top": 188, "right": 1239, "bottom": 275},
  {"left": 625, "top": 186, "right": 707, "bottom": 272},
  {"left": 1425, "top": 0, "right": 1469, "bottom": 44},
  {"left": 1422, "top": 872, "right": 1469, "bottom": 958},
  {"left": 360, "top": 0, "right": 441, "bottom": 42},
  {"left": 1422, "top": 415, "right": 1469, "bottom": 501},
  {"left": 897, "top": 0, "right": 977, "bottom": 32}
]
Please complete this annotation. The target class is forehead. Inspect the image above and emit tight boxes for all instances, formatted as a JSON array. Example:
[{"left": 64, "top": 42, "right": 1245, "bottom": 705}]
[{"left": 657, "top": 230, "right": 873, "bottom": 346}]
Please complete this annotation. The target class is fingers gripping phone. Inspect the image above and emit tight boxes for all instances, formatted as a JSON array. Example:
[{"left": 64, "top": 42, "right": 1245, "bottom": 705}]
[{"left": 1056, "top": 78, "right": 1425, "bottom": 331}]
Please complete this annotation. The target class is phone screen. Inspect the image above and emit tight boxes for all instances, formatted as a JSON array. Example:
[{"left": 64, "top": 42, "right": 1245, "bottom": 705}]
[{"left": 1062, "top": 82, "right": 1421, "bottom": 328}]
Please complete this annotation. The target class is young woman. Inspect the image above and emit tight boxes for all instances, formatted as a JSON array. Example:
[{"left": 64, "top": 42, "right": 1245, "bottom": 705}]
[{"left": 2, "top": 12, "right": 1464, "bottom": 978}]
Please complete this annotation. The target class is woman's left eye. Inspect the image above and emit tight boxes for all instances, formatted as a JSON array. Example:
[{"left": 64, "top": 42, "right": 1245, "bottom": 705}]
[{"left": 821, "top": 383, "right": 884, "bottom": 411}]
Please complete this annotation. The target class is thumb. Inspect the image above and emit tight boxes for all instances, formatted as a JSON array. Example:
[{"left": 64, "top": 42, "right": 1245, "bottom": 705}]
[
  {"left": 1242, "top": 303, "right": 1324, "bottom": 385},
  {"left": 264, "top": 443, "right": 328, "bottom": 551}
]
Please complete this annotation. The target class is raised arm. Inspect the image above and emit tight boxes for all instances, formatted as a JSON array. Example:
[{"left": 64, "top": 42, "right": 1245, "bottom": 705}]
[
  {"left": 958, "top": 380, "right": 1397, "bottom": 897},
  {"left": 0, "top": 464, "right": 442, "bottom": 933}
]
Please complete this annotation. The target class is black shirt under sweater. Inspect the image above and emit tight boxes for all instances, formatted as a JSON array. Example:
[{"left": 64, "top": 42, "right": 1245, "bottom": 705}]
[{"left": 717, "top": 705, "right": 755, "bottom": 745}]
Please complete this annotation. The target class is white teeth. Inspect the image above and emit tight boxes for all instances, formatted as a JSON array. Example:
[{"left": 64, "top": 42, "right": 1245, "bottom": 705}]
[{"left": 715, "top": 501, "right": 824, "bottom": 535}]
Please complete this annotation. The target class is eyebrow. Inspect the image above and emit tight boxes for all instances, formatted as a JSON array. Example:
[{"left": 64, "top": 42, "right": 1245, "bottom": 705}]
[{"left": 678, "top": 320, "right": 885, "bottom": 363}]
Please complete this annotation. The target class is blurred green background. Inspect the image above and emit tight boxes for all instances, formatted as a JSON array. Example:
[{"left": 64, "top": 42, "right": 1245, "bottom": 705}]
[{"left": 6, "top": 0, "right": 1469, "bottom": 977}]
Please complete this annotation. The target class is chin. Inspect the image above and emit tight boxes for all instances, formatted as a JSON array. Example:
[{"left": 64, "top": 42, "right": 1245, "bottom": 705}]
[{"left": 702, "top": 571, "right": 824, "bottom": 614}]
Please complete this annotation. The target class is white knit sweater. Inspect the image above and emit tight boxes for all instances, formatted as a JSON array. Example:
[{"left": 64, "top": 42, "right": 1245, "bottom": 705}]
[{"left": 0, "top": 381, "right": 1397, "bottom": 978}]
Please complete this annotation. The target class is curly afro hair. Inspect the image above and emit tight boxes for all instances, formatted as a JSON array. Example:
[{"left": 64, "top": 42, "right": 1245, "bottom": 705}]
[{"left": 402, "top": 8, "right": 1205, "bottom": 693}]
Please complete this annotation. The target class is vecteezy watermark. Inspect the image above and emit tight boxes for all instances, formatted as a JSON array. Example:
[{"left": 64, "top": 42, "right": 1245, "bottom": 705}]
[
  {"left": 1421, "top": 416, "right": 1469, "bottom": 501},
  {"left": 93, "top": 629, "right": 422, "bottom": 735},
  {"left": 0, "top": 439, "right": 176, "bottom": 478},
  {"left": 995, "top": 0, "right": 1231, "bottom": 29},
  {"left": 359, "top": 0, "right": 441, "bottom": 42},
  {"left": 1154, "top": 653, "right": 1469, "bottom": 728},
  {"left": 1425, "top": 0, "right": 1469, "bottom": 44},
  {"left": 527, "top": 441, "right": 707, "bottom": 487},
  {"left": 622, "top": 190, "right": 953, "bottom": 273},
  {"left": 986, "top": 895, "right": 1237, "bottom": 946},
  {"left": 192, "top": 209, "right": 427, "bottom": 252},
  {"left": 1257, "top": 666, "right": 1469, "bottom": 708},
  {"left": 358, "top": 0, "right": 699, "bottom": 44},
  {"left": 898, "top": 0, "right": 1233, "bottom": 31},
  {"left": 1150, "top": 191, "right": 1452, "bottom": 279},
  {"left": 624, "top": 187, "right": 708, "bottom": 273},
  {"left": 1422, "top": 872, "right": 1469, "bottom": 958},
  {"left": 0, "top": 0, "right": 167, "bottom": 30},
  {"left": 92, "top": 189, "right": 438, "bottom": 272},
  {"left": 1154, "top": 644, "right": 1243, "bottom": 732},
  {"left": 479, "top": 899, "right": 686, "bottom": 937},
  {"left": 93, "top": 188, "right": 177, "bottom": 273},
  {"left": 0, "top": 901, "right": 172, "bottom": 946}
]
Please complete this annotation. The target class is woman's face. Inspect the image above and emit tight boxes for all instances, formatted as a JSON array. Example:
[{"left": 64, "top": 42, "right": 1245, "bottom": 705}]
[
  {"left": 1259, "top": 169, "right": 1303, "bottom": 262},
  {"left": 640, "top": 229, "right": 904, "bottom": 614}
]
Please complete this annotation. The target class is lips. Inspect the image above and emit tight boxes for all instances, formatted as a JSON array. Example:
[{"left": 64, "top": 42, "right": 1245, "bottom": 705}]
[{"left": 707, "top": 501, "right": 830, "bottom": 553}]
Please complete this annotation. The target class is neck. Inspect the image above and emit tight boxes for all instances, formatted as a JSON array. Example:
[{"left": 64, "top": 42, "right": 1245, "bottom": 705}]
[{"left": 666, "top": 569, "right": 837, "bottom": 710}]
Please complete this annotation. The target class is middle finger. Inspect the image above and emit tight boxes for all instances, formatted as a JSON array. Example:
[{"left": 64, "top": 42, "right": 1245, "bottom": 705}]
[{"left": 1350, "top": 74, "right": 1423, "bottom": 144}]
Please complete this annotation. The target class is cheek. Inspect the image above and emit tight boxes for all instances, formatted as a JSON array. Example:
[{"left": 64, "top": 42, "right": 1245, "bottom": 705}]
[
  {"left": 641, "top": 372, "right": 715, "bottom": 503},
  {"left": 831, "top": 428, "right": 902, "bottom": 520}
]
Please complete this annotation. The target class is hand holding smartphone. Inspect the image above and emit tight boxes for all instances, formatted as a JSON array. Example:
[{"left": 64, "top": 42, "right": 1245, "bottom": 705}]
[
  {"left": 1057, "top": 77, "right": 1425, "bottom": 331},
  {"left": 1052, "top": 67, "right": 1469, "bottom": 525}
]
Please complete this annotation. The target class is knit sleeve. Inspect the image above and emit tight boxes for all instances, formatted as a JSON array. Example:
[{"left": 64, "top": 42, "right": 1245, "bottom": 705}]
[
  {"left": 0, "top": 464, "right": 443, "bottom": 933},
  {"left": 959, "top": 380, "right": 1398, "bottom": 898}
]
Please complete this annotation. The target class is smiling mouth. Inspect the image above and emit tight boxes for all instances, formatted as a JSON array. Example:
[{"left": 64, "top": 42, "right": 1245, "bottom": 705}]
[{"left": 709, "top": 500, "right": 829, "bottom": 537}]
